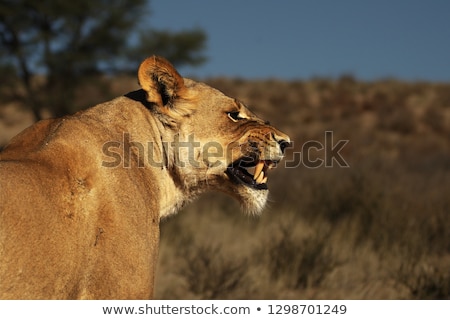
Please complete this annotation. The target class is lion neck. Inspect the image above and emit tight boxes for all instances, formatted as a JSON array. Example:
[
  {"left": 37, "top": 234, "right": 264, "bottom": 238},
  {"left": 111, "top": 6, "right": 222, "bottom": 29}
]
[
  {"left": 154, "top": 128, "right": 216, "bottom": 219},
  {"left": 151, "top": 120, "right": 196, "bottom": 218},
  {"left": 157, "top": 170, "right": 187, "bottom": 218}
]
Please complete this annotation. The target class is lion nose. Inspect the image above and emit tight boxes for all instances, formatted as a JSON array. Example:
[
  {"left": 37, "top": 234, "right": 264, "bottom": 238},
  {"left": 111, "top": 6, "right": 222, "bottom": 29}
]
[
  {"left": 271, "top": 133, "right": 291, "bottom": 155},
  {"left": 279, "top": 140, "right": 290, "bottom": 154}
]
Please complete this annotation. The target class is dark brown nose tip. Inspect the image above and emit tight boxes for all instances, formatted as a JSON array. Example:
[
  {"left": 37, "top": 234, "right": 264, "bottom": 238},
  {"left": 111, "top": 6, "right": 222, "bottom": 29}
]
[{"left": 279, "top": 140, "right": 290, "bottom": 154}]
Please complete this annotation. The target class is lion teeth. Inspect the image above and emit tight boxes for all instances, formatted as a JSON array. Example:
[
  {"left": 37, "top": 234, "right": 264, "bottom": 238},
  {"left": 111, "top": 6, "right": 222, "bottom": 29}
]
[
  {"left": 261, "top": 176, "right": 268, "bottom": 184},
  {"left": 253, "top": 161, "right": 265, "bottom": 180},
  {"left": 255, "top": 171, "right": 265, "bottom": 184}
]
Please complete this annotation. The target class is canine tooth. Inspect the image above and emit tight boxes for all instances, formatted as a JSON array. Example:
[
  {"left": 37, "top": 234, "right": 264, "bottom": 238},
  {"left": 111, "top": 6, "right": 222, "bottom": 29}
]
[
  {"left": 253, "top": 161, "right": 265, "bottom": 180},
  {"left": 255, "top": 171, "right": 265, "bottom": 184},
  {"left": 261, "top": 176, "right": 268, "bottom": 184}
]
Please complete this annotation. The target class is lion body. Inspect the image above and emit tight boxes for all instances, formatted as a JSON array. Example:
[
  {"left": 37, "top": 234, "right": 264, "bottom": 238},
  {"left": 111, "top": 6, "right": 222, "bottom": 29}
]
[
  {"left": 0, "top": 57, "right": 289, "bottom": 299},
  {"left": 0, "top": 98, "right": 162, "bottom": 299}
]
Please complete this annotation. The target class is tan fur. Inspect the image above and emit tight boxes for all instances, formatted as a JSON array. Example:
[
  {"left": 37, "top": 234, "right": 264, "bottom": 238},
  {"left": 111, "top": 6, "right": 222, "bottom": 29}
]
[{"left": 0, "top": 56, "right": 289, "bottom": 299}]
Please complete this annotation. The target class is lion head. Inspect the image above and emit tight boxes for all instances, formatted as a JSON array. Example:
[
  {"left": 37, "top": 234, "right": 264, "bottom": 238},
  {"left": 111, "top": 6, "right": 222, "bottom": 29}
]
[{"left": 137, "top": 56, "right": 290, "bottom": 215}]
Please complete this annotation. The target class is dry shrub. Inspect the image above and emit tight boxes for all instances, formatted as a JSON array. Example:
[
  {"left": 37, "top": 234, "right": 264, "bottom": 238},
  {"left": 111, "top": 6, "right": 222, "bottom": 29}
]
[
  {"left": 178, "top": 242, "right": 248, "bottom": 299},
  {"left": 265, "top": 224, "right": 338, "bottom": 290},
  {"left": 302, "top": 169, "right": 383, "bottom": 246},
  {"left": 377, "top": 104, "right": 416, "bottom": 134},
  {"left": 396, "top": 262, "right": 450, "bottom": 299},
  {"left": 422, "top": 104, "right": 447, "bottom": 134}
]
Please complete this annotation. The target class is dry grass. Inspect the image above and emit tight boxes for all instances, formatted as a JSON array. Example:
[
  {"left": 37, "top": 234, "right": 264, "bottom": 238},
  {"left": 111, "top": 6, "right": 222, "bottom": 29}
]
[
  {"left": 155, "top": 76, "right": 450, "bottom": 299},
  {"left": 1, "top": 75, "right": 449, "bottom": 299}
]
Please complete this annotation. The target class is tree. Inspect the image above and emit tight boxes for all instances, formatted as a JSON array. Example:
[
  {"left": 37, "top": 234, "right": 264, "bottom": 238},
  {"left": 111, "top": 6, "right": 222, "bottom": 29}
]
[{"left": 0, "top": 0, "right": 207, "bottom": 120}]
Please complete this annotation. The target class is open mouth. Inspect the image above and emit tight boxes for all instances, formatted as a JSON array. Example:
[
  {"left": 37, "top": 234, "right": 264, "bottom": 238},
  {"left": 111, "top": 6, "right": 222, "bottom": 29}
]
[{"left": 226, "top": 158, "right": 277, "bottom": 190}]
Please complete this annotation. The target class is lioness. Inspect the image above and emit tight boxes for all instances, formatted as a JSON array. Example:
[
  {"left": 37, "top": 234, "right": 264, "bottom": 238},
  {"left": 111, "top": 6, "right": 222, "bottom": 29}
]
[{"left": 0, "top": 56, "right": 290, "bottom": 299}]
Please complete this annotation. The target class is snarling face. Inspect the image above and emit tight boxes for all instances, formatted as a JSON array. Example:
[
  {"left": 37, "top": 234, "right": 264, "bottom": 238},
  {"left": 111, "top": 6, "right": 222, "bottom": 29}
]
[{"left": 138, "top": 56, "right": 290, "bottom": 215}]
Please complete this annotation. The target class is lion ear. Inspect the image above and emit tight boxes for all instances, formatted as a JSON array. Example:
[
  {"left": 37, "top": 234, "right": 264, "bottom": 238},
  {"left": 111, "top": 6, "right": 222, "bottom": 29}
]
[{"left": 138, "top": 56, "right": 187, "bottom": 109}]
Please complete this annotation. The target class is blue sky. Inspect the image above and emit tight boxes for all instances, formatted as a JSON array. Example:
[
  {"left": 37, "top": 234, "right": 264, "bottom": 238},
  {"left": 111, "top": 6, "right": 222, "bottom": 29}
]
[{"left": 149, "top": 0, "right": 450, "bottom": 81}]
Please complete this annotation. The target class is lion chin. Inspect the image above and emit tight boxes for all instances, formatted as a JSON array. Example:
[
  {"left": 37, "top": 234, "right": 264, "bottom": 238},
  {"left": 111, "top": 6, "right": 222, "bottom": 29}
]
[
  {"left": 0, "top": 55, "right": 289, "bottom": 299},
  {"left": 238, "top": 186, "right": 269, "bottom": 216}
]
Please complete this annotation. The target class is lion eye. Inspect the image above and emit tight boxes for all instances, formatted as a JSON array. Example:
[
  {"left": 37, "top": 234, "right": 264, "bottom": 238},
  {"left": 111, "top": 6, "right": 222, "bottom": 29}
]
[{"left": 227, "top": 111, "right": 244, "bottom": 122}]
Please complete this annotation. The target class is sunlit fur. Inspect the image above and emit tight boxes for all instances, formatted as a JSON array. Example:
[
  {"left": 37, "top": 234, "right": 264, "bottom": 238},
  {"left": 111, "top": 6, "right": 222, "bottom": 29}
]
[{"left": 0, "top": 56, "right": 289, "bottom": 299}]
